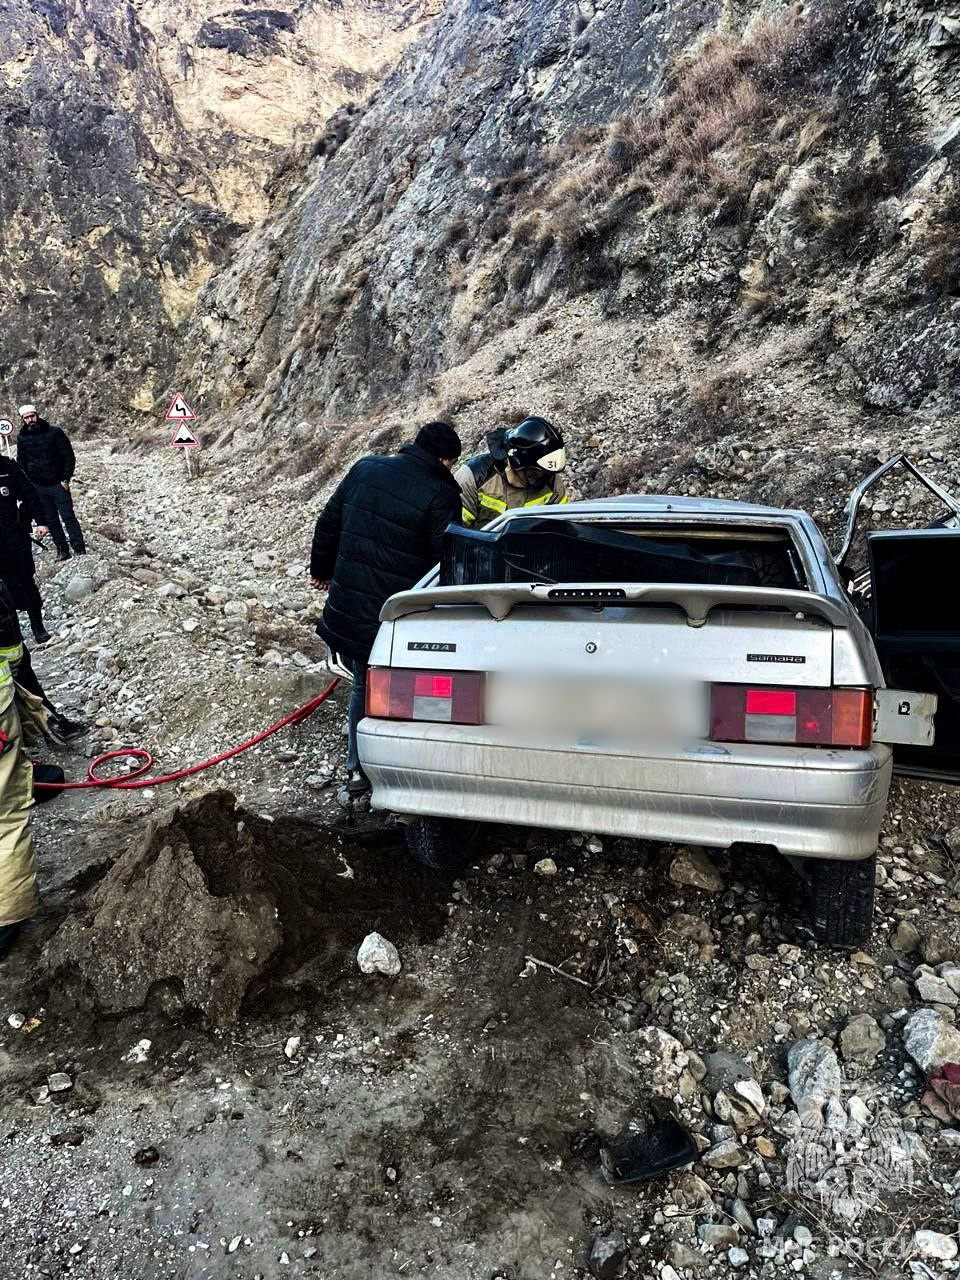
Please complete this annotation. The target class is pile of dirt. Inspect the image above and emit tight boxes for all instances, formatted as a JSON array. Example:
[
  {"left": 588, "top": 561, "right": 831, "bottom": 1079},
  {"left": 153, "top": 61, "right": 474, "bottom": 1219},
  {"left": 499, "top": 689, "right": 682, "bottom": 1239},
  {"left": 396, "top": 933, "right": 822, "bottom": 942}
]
[{"left": 41, "top": 791, "right": 447, "bottom": 1026}]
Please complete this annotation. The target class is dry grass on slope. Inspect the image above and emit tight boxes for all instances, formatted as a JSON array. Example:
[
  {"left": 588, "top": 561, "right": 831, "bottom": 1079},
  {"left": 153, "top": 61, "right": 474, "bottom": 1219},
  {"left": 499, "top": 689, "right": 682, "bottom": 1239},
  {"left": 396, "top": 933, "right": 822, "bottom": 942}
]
[{"left": 508, "top": 7, "right": 849, "bottom": 258}]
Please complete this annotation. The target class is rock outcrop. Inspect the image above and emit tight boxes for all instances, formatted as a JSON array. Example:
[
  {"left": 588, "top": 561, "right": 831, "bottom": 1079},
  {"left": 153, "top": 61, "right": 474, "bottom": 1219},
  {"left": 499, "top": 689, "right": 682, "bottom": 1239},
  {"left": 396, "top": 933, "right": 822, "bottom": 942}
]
[
  {"left": 0, "top": 0, "right": 438, "bottom": 420},
  {"left": 181, "top": 0, "right": 959, "bottom": 523},
  {"left": 4, "top": 0, "right": 958, "bottom": 523},
  {"left": 136, "top": 0, "right": 443, "bottom": 221}
]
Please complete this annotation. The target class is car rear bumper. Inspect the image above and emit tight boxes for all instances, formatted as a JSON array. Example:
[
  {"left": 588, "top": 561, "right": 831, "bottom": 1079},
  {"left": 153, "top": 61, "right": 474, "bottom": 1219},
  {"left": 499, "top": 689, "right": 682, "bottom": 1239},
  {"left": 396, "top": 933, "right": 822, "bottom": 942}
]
[{"left": 358, "top": 720, "right": 892, "bottom": 860}]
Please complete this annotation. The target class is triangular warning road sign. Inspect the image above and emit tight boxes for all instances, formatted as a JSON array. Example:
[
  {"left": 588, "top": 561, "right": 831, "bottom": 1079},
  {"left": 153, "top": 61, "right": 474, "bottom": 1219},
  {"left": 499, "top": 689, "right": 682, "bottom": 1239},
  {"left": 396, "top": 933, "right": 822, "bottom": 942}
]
[
  {"left": 165, "top": 392, "right": 197, "bottom": 421},
  {"left": 170, "top": 424, "right": 201, "bottom": 448}
]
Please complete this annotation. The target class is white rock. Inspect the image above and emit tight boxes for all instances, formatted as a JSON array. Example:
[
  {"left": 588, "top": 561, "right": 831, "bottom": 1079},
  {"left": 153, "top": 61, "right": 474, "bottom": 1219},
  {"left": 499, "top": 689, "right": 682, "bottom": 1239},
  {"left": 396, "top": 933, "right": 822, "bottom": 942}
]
[
  {"left": 227, "top": 1236, "right": 242, "bottom": 1254},
  {"left": 357, "top": 932, "right": 402, "bottom": 977},
  {"left": 787, "top": 1039, "right": 840, "bottom": 1119},
  {"left": 534, "top": 857, "right": 558, "bottom": 876},
  {"left": 64, "top": 575, "right": 96, "bottom": 604},
  {"left": 6, "top": 1013, "right": 25, "bottom": 1029},
  {"left": 47, "top": 1073, "right": 72, "bottom": 1093},
  {"left": 636, "top": 1027, "right": 688, "bottom": 1078},
  {"left": 903, "top": 1008, "right": 960, "bottom": 1072},
  {"left": 912, "top": 1230, "right": 958, "bottom": 1261},
  {"left": 714, "top": 1090, "right": 762, "bottom": 1133},
  {"left": 733, "top": 1078, "right": 766, "bottom": 1117},
  {"left": 182, "top": 618, "right": 200, "bottom": 633},
  {"left": 283, "top": 1036, "right": 301, "bottom": 1060},
  {"left": 847, "top": 1095, "right": 871, "bottom": 1126},
  {"left": 916, "top": 972, "right": 959, "bottom": 1007},
  {"left": 123, "top": 1038, "right": 152, "bottom": 1063},
  {"left": 728, "top": 1247, "right": 750, "bottom": 1267}
]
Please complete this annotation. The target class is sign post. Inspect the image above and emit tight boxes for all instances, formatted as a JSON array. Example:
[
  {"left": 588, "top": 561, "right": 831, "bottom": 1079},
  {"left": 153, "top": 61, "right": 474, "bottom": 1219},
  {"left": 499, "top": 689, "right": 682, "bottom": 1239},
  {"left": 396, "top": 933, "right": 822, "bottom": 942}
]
[
  {"left": 165, "top": 393, "right": 201, "bottom": 478},
  {"left": 0, "top": 419, "right": 12, "bottom": 458}
]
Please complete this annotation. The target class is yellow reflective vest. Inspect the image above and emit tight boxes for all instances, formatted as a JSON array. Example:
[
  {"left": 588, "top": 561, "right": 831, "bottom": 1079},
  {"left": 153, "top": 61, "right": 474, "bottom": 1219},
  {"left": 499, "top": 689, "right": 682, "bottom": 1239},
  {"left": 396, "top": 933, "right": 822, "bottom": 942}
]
[{"left": 454, "top": 454, "right": 568, "bottom": 529}]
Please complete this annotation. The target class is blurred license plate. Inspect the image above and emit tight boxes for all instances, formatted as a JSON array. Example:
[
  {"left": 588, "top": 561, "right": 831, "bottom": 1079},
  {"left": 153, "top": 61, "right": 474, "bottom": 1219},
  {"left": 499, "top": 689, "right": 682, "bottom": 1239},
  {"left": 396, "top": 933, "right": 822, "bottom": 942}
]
[{"left": 486, "top": 675, "right": 708, "bottom": 741}]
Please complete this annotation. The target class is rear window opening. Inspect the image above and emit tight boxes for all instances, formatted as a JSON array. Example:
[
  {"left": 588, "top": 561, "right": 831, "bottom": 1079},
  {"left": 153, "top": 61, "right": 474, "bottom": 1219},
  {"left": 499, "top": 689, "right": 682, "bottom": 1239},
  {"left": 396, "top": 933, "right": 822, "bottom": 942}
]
[{"left": 440, "top": 518, "right": 808, "bottom": 591}]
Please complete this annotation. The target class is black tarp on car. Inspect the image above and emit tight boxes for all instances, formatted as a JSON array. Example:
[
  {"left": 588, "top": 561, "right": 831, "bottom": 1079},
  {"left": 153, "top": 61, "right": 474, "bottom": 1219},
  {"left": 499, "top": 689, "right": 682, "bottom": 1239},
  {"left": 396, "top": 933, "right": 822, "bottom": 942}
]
[{"left": 440, "top": 518, "right": 802, "bottom": 590}]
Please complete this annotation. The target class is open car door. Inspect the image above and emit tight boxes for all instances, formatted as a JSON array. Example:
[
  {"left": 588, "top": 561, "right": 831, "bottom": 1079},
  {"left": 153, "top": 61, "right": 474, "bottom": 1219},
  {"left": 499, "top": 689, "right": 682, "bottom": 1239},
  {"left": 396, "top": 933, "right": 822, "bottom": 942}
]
[{"left": 867, "top": 528, "right": 960, "bottom": 782}]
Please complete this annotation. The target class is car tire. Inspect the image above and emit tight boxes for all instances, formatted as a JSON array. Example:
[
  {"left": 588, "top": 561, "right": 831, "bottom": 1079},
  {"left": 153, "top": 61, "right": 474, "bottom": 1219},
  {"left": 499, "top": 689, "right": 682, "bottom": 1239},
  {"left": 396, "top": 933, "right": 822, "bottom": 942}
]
[
  {"left": 404, "top": 816, "right": 484, "bottom": 871},
  {"left": 806, "top": 854, "right": 876, "bottom": 946}
]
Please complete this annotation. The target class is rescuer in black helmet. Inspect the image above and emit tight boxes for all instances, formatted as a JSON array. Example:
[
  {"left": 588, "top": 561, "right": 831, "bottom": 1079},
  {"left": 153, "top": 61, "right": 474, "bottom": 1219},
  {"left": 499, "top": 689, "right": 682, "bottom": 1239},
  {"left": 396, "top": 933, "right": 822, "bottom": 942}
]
[{"left": 455, "top": 416, "right": 569, "bottom": 528}]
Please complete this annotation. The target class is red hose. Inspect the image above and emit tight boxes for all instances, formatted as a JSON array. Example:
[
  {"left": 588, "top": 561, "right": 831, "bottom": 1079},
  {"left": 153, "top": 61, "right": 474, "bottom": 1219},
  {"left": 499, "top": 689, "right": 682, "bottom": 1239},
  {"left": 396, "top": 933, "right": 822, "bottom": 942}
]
[{"left": 34, "top": 678, "right": 340, "bottom": 791}]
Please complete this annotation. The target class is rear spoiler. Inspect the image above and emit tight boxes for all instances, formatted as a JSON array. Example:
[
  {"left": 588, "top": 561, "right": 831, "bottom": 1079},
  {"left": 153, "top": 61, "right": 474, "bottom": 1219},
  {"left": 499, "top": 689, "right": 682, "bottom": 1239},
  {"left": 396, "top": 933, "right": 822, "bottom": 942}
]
[{"left": 380, "top": 582, "right": 850, "bottom": 629}]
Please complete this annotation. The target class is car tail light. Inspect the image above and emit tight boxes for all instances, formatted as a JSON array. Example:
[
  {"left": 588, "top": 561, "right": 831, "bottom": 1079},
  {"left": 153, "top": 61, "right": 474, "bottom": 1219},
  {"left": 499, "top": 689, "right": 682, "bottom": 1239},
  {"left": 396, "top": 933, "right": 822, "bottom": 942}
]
[
  {"left": 367, "top": 669, "right": 484, "bottom": 724},
  {"left": 711, "top": 685, "right": 872, "bottom": 747}
]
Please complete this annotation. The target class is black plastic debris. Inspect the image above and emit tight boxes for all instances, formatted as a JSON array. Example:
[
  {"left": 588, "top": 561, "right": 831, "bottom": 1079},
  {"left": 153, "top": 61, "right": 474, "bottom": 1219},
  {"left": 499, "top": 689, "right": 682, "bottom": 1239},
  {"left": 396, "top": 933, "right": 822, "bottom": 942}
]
[{"left": 572, "top": 1100, "right": 697, "bottom": 1185}]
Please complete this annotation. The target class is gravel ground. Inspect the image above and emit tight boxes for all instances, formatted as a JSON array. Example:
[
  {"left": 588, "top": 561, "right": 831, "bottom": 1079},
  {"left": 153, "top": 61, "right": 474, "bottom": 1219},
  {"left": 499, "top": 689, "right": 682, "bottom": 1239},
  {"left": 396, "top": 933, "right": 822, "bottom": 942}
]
[{"left": 2, "top": 440, "right": 960, "bottom": 1280}]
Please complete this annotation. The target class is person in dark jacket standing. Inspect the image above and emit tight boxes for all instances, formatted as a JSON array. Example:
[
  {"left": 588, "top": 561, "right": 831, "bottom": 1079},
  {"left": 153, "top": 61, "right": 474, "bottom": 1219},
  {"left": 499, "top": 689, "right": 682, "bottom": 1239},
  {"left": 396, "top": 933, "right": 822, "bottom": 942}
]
[
  {"left": 310, "top": 421, "right": 462, "bottom": 796},
  {"left": 0, "top": 454, "right": 51, "bottom": 643},
  {"left": 16, "top": 405, "right": 85, "bottom": 560}
]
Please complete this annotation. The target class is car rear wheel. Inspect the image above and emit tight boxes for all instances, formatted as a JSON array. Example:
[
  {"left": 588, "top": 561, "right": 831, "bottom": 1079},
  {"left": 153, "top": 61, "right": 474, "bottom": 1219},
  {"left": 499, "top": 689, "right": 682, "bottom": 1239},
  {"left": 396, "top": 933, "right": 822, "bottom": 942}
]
[
  {"left": 404, "top": 816, "right": 485, "bottom": 870},
  {"left": 806, "top": 854, "right": 876, "bottom": 946}
]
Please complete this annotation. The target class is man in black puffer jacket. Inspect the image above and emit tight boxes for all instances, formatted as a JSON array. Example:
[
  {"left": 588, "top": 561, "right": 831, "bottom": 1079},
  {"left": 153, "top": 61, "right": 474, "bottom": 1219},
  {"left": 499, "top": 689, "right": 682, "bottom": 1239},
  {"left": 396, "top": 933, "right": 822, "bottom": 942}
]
[
  {"left": 310, "top": 422, "right": 462, "bottom": 795},
  {"left": 0, "top": 454, "right": 51, "bottom": 643},
  {"left": 16, "top": 405, "right": 85, "bottom": 560}
]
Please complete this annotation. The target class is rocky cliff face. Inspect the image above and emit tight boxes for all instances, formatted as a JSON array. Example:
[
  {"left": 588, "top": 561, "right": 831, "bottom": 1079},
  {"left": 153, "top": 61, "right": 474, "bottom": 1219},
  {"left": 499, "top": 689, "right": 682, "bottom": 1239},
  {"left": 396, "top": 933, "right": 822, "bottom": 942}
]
[
  {"left": 184, "top": 0, "right": 960, "bottom": 526},
  {"left": 135, "top": 0, "right": 442, "bottom": 221},
  {"left": 0, "top": 0, "right": 436, "bottom": 421}
]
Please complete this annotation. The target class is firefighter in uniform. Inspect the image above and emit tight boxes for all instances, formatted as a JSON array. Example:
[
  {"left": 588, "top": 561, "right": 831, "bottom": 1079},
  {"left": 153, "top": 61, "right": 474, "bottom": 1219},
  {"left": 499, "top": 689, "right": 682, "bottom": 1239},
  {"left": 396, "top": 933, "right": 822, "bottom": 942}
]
[
  {"left": 0, "top": 580, "right": 39, "bottom": 958},
  {"left": 455, "top": 417, "right": 569, "bottom": 528}
]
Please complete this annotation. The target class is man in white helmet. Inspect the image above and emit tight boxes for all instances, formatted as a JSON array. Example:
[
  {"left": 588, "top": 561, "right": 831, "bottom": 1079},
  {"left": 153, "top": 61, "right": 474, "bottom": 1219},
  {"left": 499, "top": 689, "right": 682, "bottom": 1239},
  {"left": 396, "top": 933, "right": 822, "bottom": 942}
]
[{"left": 16, "top": 404, "right": 85, "bottom": 561}]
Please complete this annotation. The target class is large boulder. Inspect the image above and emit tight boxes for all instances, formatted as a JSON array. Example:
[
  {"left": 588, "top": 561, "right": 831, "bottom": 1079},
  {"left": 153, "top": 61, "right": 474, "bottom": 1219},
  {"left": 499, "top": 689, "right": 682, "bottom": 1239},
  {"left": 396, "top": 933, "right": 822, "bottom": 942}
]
[
  {"left": 904, "top": 1009, "right": 960, "bottom": 1073},
  {"left": 43, "top": 792, "right": 284, "bottom": 1025}
]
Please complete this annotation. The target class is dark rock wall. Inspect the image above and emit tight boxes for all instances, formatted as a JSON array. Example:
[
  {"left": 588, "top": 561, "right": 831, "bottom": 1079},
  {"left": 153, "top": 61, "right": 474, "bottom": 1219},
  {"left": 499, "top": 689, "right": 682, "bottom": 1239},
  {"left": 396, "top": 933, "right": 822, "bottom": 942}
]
[
  {"left": 182, "top": 0, "right": 959, "bottom": 453},
  {"left": 0, "top": 0, "right": 238, "bottom": 419},
  {"left": 0, "top": 0, "right": 438, "bottom": 424}
]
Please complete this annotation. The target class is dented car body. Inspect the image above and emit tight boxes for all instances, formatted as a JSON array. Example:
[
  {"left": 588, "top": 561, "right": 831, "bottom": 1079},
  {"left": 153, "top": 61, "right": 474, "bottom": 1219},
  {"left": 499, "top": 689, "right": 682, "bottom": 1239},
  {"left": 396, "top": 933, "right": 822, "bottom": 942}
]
[{"left": 358, "top": 484, "right": 959, "bottom": 944}]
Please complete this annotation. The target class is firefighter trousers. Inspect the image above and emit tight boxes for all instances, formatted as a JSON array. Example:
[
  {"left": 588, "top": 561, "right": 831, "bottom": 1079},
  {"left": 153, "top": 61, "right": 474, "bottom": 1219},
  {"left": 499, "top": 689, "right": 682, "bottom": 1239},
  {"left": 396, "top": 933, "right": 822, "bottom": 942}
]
[{"left": 0, "top": 683, "right": 38, "bottom": 926}]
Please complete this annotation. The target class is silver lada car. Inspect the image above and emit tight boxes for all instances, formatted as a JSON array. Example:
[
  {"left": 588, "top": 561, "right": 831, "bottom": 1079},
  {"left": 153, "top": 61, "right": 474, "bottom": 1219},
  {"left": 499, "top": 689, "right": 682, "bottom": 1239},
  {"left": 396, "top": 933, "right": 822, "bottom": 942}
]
[{"left": 357, "top": 458, "right": 959, "bottom": 945}]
